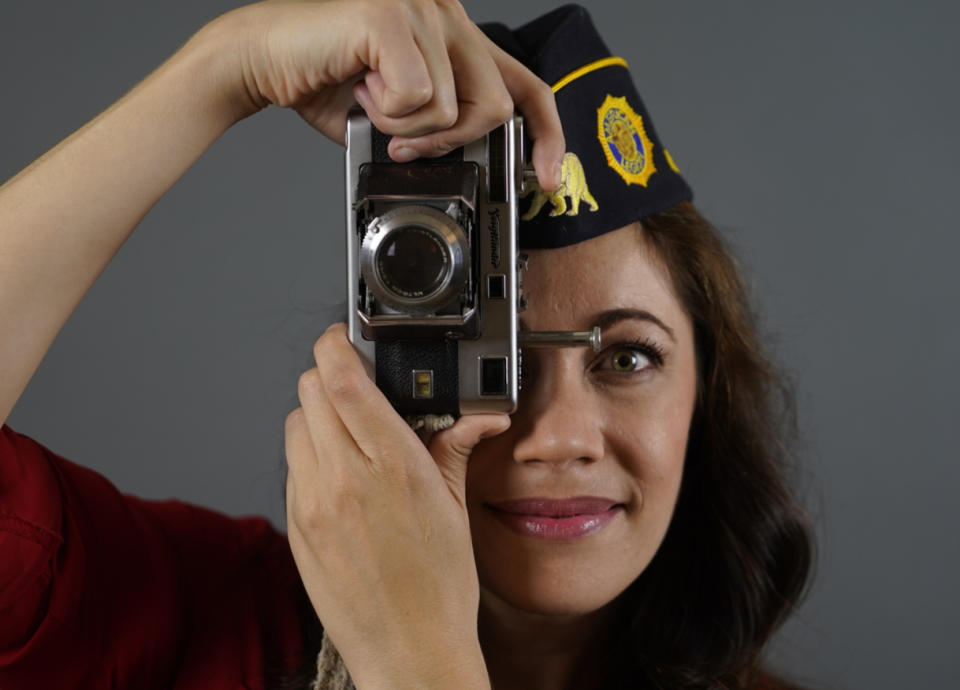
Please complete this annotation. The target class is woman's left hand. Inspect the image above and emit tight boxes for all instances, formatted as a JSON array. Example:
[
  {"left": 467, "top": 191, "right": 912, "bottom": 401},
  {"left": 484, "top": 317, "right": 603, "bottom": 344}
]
[{"left": 285, "top": 322, "right": 509, "bottom": 690}]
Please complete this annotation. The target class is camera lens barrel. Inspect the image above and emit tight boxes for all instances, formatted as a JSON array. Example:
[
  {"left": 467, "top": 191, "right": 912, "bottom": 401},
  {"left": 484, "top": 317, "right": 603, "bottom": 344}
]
[
  {"left": 360, "top": 205, "right": 470, "bottom": 314},
  {"left": 378, "top": 226, "right": 447, "bottom": 297}
]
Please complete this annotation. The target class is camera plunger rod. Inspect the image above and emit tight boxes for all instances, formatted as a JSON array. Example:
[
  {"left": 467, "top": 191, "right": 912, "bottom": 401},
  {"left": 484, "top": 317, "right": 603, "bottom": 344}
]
[{"left": 518, "top": 327, "right": 602, "bottom": 351}]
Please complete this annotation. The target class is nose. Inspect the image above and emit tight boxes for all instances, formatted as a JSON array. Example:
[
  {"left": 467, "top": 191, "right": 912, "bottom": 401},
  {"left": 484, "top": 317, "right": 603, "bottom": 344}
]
[{"left": 511, "top": 359, "right": 605, "bottom": 467}]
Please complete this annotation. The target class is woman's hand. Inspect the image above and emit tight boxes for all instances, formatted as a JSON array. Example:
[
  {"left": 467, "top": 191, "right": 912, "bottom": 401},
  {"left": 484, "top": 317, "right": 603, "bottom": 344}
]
[
  {"left": 285, "top": 322, "right": 510, "bottom": 689},
  {"left": 204, "top": 0, "right": 564, "bottom": 189}
]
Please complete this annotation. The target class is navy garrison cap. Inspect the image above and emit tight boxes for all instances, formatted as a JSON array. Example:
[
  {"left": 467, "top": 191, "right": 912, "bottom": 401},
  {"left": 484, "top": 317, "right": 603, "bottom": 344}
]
[{"left": 480, "top": 5, "right": 692, "bottom": 249}]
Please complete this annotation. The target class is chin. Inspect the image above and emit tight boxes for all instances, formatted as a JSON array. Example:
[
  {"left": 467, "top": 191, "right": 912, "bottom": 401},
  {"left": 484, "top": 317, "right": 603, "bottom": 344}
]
[
  {"left": 481, "top": 585, "right": 622, "bottom": 618},
  {"left": 477, "top": 556, "right": 640, "bottom": 618},
  {"left": 471, "top": 507, "right": 660, "bottom": 619}
]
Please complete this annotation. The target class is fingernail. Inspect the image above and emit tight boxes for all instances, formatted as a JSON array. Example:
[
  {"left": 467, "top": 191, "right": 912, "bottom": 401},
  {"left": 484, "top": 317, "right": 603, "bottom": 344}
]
[
  {"left": 553, "top": 161, "right": 563, "bottom": 188},
  {"left": 392, "top": 147, "right": 417, "bottom": 162}
]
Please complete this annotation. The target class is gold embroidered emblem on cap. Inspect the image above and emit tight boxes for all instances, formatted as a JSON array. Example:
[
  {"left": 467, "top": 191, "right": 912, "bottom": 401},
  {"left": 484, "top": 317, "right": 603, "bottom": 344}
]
[
  {"left": 597, "top": 95, "right": 656, "bottom": 186},
  {"left": 521, "top": 152, "right": 599, "bottom": 221}
]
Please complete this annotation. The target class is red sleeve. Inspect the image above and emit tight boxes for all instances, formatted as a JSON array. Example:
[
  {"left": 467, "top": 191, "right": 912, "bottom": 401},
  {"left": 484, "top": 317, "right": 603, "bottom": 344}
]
[{"left": 0, "top": 425, "right": 307, "bottom": 689}]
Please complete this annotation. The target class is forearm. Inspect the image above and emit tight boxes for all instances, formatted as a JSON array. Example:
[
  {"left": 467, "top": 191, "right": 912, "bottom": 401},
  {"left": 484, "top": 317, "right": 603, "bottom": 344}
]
[{"left": 0, "top": 14, "right": 248, "bottom": 426}]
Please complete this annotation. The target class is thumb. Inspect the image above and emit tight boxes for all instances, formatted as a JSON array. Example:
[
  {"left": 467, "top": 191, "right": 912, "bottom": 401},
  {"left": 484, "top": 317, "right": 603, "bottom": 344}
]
[{"left": 428, "top": 414, "right": 511, "bottom": 496}]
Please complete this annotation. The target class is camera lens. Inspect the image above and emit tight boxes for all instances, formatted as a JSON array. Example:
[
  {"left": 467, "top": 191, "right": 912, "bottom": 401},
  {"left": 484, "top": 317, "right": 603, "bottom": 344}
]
[
  {"left": 377, "top": 226, "right": 449, "bottom": 298},
  {"left": 359, "top": 205, "right": 470, "bottom": 314}
]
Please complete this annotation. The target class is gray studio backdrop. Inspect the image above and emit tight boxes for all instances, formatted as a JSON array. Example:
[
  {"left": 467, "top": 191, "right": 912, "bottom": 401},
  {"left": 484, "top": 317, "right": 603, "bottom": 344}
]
[{"left": 3, "top": 1, "right": 957, "bottom": 687}]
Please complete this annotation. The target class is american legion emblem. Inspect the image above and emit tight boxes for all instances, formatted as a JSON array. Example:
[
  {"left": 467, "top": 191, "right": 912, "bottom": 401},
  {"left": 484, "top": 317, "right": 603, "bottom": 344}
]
[{"left": 597, "top": 94, "right": 656, "bottom": 187}]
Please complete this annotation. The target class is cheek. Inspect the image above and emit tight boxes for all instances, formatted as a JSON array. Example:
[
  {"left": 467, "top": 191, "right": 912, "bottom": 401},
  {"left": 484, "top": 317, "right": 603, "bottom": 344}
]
[
  {"left": 612, "top": 375, "right": 697, "bottom": 574},
  {"left": 606, "top": 387, "right": 692, "bottom": 494},
  {"left": 607, "top": 405, "right": 688, "bottom": 554}
]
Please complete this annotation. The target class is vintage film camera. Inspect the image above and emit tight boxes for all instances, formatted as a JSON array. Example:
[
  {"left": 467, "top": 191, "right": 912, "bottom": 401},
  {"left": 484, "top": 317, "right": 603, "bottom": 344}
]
[{"left": 345, "top": 108, "right": 599, "bottom": 419}]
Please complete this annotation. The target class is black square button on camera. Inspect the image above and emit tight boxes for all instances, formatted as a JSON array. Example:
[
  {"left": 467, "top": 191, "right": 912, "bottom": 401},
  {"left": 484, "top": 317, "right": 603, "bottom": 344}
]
[
  {"left": 487, "top": 274, "right": 506, "bottom": 300},
  {"left": 481, "top": 357, "right": 508, "bottom": 396}
]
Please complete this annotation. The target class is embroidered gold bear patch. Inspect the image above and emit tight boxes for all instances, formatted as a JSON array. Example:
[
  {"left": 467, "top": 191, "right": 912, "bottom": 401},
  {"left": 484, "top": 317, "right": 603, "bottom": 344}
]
[{"left": 521, "top": 152, "right": 599, "bottom": 220}]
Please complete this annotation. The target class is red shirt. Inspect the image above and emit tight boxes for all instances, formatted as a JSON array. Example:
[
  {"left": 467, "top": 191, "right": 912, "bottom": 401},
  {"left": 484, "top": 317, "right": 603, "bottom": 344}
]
[
  {"left": 0, "top": 424, "right": 307, "bottom": 689},
  {"left": 0, "top": 424, "right": 801, "bottom": 690}
]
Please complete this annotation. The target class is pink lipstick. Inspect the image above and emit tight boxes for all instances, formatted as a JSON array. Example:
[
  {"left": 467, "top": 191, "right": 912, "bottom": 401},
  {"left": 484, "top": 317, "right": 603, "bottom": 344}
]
[{"left": 485, "top": 497, "right": 623, "bottom": 541}]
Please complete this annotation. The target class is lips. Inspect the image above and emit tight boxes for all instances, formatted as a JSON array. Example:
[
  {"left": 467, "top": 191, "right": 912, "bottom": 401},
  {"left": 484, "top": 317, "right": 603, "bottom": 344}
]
[
  {"left": 484, "top": 496, "right": 624, "bottom": 541},
  {"left": 486, "top": 496, "right": 621, "bottom": 517}
]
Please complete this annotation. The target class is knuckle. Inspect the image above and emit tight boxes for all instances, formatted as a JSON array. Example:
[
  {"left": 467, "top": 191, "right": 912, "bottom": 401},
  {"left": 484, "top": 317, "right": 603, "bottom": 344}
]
[
  {"left": 321, "top": 485, "right": 364, "bottom": 527},
  {"left": 436, "top": 101, "right": 459, "bottom": 129},
  {"left": 372, "top": 2, "right": 407, "bottom": 27},
  {"left": 296, "top": 496, "right": 328, "bottom": 532},
  {"left": 425, "top": 135, "right": 456, "bottom": 156},
  {"left": 407, "top": 0, "right": 433, "bottom": 16},
  {"left": 536, "top": 79, "right": 555, "bottom": 103},
  {"left": 491, "top": 93, "right": 514, "bottom": 123},
  {"left": 323, "top": 368, "right": 363, "bottom": 402},
  {"left": 292, "top": 469, "right": 359, "bottom": 532},
  {"left": 435, "top": 0, "right": 467, "bottom": 20},
  {"left": 298, "top": 368, "right": 322, "bottom": 399},
  {"left": 392, "top": 81, "right": 434, "bottom": 114},
  {"left": 313, "top": 326, "right": 345, "bottom": 368},
  {"left": 284, "top": 407, "right": 307, "bottom": 436},
  {"left": 312, "top": 332, "right": 329, "bottom": 364}
]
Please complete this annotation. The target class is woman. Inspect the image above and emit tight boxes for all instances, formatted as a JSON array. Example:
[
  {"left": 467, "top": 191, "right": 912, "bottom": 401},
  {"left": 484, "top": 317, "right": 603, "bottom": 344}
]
[{"left": 0, "top": 1, "right": 812, "bottom": 689}]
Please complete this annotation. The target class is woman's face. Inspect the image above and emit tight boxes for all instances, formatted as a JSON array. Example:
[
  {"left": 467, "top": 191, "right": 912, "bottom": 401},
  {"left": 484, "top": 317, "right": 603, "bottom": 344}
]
[{"left": 465, "top": 223, "right": 698, "bottom": 616}]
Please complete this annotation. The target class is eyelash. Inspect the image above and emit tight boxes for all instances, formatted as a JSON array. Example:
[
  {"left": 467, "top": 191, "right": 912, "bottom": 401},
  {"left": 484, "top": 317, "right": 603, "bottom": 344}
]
[
  {"left": 518, "top": 338, "right": 666, "bottom": 388},
  {"left": 596, "top": 338, "right": 666, "bottom": 373}
]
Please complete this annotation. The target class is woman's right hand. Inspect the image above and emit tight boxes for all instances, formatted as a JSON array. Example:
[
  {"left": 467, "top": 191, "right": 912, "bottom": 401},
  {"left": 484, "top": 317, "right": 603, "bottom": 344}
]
[
  {"left": 207, "top": 0, "right": 565, "bottom": 190},
  {"left": 0, "top": 0, "right": 564, "bottom": 429}
]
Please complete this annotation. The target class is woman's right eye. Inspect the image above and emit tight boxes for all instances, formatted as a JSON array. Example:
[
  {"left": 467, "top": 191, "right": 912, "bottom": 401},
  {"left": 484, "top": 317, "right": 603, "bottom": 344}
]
[
  {"left": 593, "top": 339, "right": 666, "bottom": 377},
  {"left": 608, "top": 347, "right": 652, "bottom": 372}
]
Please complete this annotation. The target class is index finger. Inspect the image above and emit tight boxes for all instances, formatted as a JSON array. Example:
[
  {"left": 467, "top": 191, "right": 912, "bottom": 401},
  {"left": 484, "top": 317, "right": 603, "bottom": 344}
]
[
  {"left": 312, "top": 323, "right": 424, "bottom": 466},
  {"left": 483, "top": 36, "right": 566, "bottom": 193}
]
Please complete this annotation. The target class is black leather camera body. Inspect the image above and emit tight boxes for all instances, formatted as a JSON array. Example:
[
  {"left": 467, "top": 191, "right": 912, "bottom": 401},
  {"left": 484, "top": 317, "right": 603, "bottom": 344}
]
[{"left": 345, "top": 109, "right": 526, "bottom": 418}]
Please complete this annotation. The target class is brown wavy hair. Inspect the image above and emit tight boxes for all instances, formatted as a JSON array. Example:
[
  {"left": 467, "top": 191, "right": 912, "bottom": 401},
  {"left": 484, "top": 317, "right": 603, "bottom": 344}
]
[
  {"left": 275, "top": 201, "right": 815, "bottom": 690},
  {"left": 595, "top": 201, "right": 814, "bottom": 689}
]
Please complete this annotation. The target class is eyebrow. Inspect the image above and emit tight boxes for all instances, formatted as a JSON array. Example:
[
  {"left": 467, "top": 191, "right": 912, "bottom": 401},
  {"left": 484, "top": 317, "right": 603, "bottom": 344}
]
[{"left": 519, "top": 308, "right": 676, "bottom": 343}]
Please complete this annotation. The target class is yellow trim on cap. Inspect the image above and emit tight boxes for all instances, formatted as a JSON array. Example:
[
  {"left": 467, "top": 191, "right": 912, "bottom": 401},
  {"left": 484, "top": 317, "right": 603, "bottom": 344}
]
[
  {"left": 664, "top": 149, "right": 681, "bottom": 173},
  {"left": 551, "top": 57, "right": 629, "bottom": 93}
]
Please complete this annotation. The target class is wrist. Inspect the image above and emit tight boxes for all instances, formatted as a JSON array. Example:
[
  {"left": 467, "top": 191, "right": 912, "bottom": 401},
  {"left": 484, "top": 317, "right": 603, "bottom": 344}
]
[{"left": 176, "top": 6, "right": 267, "bottom": 127}]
